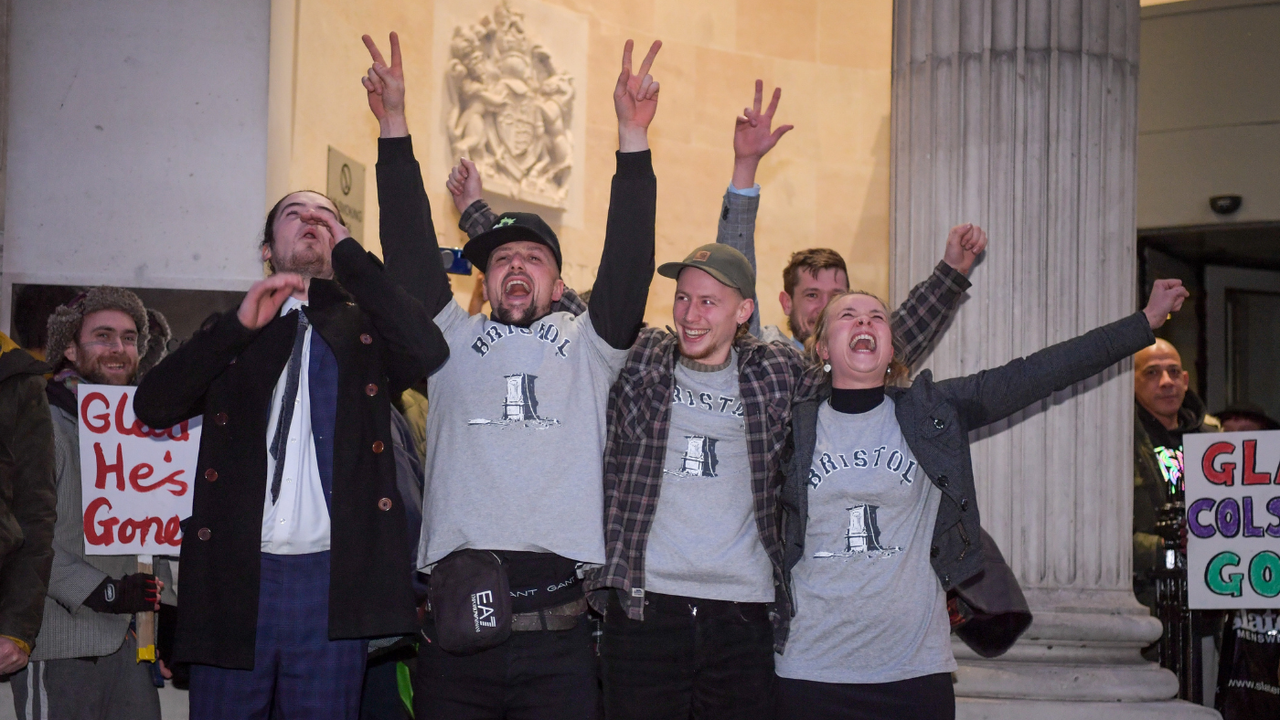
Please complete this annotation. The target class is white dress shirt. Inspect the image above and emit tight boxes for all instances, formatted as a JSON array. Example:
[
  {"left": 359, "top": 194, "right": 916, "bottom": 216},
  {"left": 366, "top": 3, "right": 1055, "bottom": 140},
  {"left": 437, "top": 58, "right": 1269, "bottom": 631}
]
[{"left": 261, "top": 296, "right": 332, "bottom": 554}]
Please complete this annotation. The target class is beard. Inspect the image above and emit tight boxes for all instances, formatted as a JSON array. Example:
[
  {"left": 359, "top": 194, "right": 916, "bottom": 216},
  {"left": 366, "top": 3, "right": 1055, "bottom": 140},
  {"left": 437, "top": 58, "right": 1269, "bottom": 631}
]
[
  {"left": 787, "top": 313, "right": 811, "bottom": 344},
  {"left": 76, "top": 350, "right": 138, "bottom": 385},
  {"left": 490, "top": 298, "right": 547, "bottom": 327},
  {"left": 274, "top": 245, "right": 332, "bottom": 280}
]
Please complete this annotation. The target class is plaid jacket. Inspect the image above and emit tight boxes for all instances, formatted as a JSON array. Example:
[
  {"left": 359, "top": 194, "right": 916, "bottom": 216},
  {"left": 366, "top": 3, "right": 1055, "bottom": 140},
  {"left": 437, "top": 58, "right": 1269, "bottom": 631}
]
[{"left": 586, "top": 266, "right": 969, "bottom": 632}]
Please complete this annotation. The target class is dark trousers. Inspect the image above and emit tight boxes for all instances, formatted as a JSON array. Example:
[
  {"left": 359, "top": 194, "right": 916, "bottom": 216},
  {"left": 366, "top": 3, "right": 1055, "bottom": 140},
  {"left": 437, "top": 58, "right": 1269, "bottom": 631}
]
[
  {"left": 414, "top": 612, "right": 598, "bottom": 720},
  {"left": 775, "top": 673, "right": 955, "bottom": 720},
  {"left": 601, "top": 591, "right": 775, "bottom": 720},
  {"left": 12, "top": 633, "right": 160, "bottom": 720},
  {"left": 188, "top": 552, "right": 367, "bottom": 720}
]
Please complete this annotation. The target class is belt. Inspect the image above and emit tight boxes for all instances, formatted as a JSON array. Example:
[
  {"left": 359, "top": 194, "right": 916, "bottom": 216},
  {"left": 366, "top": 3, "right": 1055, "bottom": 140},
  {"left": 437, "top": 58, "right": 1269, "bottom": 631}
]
[{"left": 510, "top": 596, "right": 588, "bottom": 632}]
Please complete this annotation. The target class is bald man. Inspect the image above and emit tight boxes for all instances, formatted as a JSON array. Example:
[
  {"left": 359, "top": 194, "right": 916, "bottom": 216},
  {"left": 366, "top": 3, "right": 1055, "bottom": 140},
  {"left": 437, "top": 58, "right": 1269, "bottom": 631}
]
[{"left": 1132, "top": 339, "right": 1219, "bottom": 611}]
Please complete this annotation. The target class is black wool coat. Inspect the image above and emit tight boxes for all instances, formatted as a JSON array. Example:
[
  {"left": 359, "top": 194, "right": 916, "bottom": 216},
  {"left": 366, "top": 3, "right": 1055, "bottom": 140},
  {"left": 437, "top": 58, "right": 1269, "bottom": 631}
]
[{"left": 134, "top": 239, "right": 448, "bottom": 669}]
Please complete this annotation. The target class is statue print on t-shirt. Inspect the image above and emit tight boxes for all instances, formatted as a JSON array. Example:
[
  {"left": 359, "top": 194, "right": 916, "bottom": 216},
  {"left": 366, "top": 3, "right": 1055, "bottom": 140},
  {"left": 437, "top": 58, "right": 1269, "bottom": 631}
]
[
  {"left": 665, "top": 435, "right": 719, "bottom": 478},
  {"left": 467, "top": 372, "right": 562, "bottom": 429},
  {"left": 807, "top": 444, "right": 920, "bottom": 562}
]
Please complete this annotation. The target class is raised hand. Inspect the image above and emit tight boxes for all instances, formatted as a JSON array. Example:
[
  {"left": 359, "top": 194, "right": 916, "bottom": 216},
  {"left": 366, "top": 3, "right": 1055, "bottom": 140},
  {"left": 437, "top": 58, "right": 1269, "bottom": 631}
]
[
  {"left": 614, "top": 39, "right": 662, "bottom": 152},
  {"left": 731, "top": 80, "right": 793, "bottom": 189},
  {"left": 1143, "top": 278, "right": 1189, "bottom": 329},
  {"left": 446, "top": 157, "right": 484, "bottom": 214},
  {"left": 942, "top": 223, "right": 988, "bottom": 276},
  {"left": 310, "top": 210, "right": 352, "bottom": 251},
  {"left": 238, "top": 273, "right": 306, "bottom": 330},
  {"left": 361, "top": 32, "right": 407, "bottom": 137}
]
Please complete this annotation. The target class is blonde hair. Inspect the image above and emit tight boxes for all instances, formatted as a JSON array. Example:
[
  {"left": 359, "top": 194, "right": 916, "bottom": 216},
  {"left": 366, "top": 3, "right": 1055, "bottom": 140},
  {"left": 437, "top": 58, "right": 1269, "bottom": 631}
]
[{"left": 805, "top": 291, "right": 910, "bottom": 387}]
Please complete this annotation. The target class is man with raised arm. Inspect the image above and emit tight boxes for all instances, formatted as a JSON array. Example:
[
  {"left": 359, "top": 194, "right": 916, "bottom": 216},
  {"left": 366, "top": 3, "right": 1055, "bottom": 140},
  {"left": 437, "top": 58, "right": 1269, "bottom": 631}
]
[
  {"left": 361, "top": 32, "right": 660, "bottom": 718},
  {"left": 584, "top": 84, "right": 986, "bottom": 719},
  {"left": 720, "top": 81, "right": 987, "bottom": 356}
]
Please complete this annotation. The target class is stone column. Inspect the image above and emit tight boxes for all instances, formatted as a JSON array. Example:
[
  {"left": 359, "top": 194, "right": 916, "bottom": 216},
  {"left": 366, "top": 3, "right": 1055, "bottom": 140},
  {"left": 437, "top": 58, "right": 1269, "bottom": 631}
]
[{"left": 890, "top": 1, "right": 1216, "bottom": 717}]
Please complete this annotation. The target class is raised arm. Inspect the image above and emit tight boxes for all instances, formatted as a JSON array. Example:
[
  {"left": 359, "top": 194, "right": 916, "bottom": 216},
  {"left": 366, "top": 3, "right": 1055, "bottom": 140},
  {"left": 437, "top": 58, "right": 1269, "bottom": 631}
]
[
  {"left": 587, "top": 40, "right": 662, "bottom": 350},
  {"left": 889, "top": 223, "right": 988, "bottom": 367},
  {"left": 718, "top": 81, "right": 792, "bottom": 338},
  {"left": 363, "top": 32, "right": 453, "bottom": 316},
  {"left": 939, "top": 280, "right": 1189, "bottom": 431}
]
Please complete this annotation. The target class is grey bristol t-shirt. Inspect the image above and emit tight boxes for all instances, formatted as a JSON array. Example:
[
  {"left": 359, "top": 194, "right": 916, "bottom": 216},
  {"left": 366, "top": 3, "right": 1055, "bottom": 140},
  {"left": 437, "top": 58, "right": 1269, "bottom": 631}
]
[
  {"left": 418, "top": 300, "right": 627, "bottom": 569},
  {"left": 643, "top": 352, "right": 775, "bottom": 603},
  {"left": 775, "top": 397, "right": 957, "bottom": 684}
]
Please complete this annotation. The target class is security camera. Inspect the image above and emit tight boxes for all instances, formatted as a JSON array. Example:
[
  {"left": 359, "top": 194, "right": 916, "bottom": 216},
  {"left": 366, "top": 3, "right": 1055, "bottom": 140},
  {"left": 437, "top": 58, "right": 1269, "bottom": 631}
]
[{"left": 1209, "top": 195, "right": 1242, "bottom": 215}]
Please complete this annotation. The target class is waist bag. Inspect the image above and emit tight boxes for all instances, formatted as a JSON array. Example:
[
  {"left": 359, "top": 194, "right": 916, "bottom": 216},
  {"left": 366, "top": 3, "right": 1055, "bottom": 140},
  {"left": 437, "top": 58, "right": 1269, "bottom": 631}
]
[{"left": 428, "top": 550, "right": 512, "bottom": 655}]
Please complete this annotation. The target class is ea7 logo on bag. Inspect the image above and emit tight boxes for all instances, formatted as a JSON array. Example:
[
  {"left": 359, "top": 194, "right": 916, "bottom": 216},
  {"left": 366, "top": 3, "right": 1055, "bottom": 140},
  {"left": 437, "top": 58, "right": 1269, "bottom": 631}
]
[{"left": 472, "top": 590, "right": 498, "bottom": 632}]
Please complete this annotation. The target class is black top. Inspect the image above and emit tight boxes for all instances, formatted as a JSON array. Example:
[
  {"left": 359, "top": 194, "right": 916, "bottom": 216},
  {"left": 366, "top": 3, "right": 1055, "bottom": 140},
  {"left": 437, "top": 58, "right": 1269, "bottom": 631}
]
[{"left": 829, "top": 386, "right": 885, "bottom": 415}]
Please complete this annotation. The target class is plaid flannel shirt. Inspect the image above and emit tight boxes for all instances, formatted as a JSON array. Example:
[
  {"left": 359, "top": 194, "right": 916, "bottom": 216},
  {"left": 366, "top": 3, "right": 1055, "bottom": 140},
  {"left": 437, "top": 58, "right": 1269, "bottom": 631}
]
[{"left": 585, "top": 263, "right": 969, "bottom": 638}]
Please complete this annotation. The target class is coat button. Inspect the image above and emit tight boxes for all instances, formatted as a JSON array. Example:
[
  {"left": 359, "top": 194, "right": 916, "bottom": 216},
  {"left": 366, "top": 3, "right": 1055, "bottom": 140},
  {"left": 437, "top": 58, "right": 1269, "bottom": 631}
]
[
  {"left": 372, "top": 441, "right": 385, "bottom": 454},
  {"left": 204, "top": 468, "right": 218, "bottom": 482},
  {"left": 937, "top": 475, "right": 949, "bottom": 488},
  {"left": 214, "top": 412, "right": 228, "bottom": 426},
  {"left": 942, "top": 574, "right": 950, "bottom": 587},
  {"left": 229, "top": 357, "right": 237, "bottom": 365},
  {"left": 960, "top": 498, "right": 969, "bottom": 511},
  {"left": 930, "top": 545, "right": 940, "bottom": 558},
  {"left": 365, "top": 383, "right": 378, "bottom": 396},
  {"left": 378, "top": 497, "right": 393, "bottom": 511},
  {"left": 197, "top": 528, "right": 212, "bottom": 541},
  {"left": 933, "top": 418, "right": 945, "bottom": 429},
  {"left": 360, "top": 333, "right": 373, "bottom": 345}
]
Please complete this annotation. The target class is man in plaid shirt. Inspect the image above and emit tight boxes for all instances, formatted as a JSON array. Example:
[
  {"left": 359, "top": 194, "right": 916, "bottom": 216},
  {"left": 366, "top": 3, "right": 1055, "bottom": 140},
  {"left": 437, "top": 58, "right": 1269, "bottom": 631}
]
[{"left": 585, "top": 82, "right": 988, "bottom": 719}]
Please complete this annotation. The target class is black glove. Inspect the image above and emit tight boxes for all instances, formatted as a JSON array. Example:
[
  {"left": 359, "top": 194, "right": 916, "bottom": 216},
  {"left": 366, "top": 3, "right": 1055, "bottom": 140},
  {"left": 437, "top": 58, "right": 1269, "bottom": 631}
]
[{"left": 82, "top": 573, "right": 160, "bottom": 614}]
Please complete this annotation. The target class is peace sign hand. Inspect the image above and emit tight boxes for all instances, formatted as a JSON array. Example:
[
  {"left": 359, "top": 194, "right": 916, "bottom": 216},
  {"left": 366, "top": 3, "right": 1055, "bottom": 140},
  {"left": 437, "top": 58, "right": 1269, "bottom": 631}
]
[
  {"left": 734, "top": 80, "right": 793, "bottom": 162},
  {"left": 362, "top": 32, "right": 408, "bottom": 137},
  {"left": 614, "top": 39, "right": 662, "bottom": 152}
]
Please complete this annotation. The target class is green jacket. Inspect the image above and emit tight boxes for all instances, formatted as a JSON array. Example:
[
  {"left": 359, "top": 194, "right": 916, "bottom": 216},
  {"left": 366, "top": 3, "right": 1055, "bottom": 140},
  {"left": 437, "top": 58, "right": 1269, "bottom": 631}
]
[
  {"left": 1132, "top": 391, "right": 1217, "bottom": 610},
  {"left": 0, "top": 333, "right": 56, "bottom": 653}
]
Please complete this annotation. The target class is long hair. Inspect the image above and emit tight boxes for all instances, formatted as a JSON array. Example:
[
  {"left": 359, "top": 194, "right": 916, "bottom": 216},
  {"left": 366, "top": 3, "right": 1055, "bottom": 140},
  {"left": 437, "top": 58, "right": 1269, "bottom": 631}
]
[{"left": 804, "top": 290, "right": 910, "bottom": 387}]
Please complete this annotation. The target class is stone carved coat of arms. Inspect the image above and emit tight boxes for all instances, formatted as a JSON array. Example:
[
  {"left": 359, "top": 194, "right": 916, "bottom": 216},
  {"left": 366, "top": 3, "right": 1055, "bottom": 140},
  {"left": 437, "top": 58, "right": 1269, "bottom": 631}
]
[{"left": 446, "top": 1, "right": 574, "bottom": 209}]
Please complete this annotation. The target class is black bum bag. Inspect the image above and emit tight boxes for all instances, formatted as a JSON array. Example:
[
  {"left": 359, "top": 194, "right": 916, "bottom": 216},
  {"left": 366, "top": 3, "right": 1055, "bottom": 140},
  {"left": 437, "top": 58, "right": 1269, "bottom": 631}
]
[{"left": 428, "top": 550, "right": 513, "bottom": 655}]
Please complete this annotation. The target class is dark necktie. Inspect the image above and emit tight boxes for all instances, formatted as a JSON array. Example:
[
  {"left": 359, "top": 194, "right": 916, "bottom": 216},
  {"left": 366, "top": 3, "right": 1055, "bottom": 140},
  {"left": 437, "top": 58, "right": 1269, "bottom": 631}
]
[{"left": 269, "top": 309, "right": 308, "bottom": 504}]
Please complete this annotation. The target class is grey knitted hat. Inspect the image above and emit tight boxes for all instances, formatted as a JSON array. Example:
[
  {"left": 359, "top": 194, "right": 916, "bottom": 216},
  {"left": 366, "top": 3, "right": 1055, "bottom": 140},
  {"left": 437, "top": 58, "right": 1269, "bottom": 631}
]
[
  {"left": 46, "top": 286, "right": 150, "bottom": 372},
  {"left": 137, "top": 307, "right": 172, "bottom": 378}
]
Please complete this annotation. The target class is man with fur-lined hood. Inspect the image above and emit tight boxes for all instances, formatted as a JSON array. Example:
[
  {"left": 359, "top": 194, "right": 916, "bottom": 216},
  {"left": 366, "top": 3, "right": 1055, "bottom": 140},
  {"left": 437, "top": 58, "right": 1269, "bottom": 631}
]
[{"left": 11, "top": 286, "right": 168, "bottom": 720}]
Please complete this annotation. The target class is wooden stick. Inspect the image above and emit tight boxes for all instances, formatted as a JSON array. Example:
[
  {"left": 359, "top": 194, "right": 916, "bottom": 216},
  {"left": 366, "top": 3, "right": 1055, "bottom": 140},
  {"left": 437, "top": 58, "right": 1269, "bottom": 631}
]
[{"left": 136, "top": 554, "right": 156, "bottom": 662}]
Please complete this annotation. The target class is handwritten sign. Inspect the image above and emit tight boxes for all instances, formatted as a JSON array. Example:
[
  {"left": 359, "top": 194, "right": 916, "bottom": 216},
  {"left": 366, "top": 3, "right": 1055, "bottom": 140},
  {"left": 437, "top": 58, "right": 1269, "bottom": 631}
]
[
  {"left": 77, "top": 385, "right": 200, "bottom": 555},
  {"left": 1185, "top": 430, "right": 1280, "bottom": 609}
]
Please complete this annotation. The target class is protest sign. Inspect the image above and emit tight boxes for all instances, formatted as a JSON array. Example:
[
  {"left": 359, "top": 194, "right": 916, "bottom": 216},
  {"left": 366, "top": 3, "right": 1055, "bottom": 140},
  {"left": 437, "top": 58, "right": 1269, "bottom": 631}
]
[
  {"left": 1185, "top": 430, "right": 1280, "bottom": 609},
  {"left": 77, "top": 384, "right": 200, "bottom": 555}
]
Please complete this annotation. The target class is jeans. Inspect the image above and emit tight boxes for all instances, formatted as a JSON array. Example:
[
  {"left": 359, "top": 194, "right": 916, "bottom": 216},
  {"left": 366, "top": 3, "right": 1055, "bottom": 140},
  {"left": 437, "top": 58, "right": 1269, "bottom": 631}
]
[
  {"left": 414, "top": 612, "right": 598, "bottom": 720},
  {"left": 601, "top": 591, "right": 775, "bottom": 720}
]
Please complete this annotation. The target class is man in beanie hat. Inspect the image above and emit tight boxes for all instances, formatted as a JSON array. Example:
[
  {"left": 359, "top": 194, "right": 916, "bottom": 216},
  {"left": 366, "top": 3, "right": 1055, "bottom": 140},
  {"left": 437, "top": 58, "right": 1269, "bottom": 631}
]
[
  {"left": 584, "top": 84, "right": 985, "bottom": 718},
  {"left": 366, "top": 33, "right": 659, "bottom": 717},
  {"left": 12, "top": 286, "right": 165, "bottom": 720}
]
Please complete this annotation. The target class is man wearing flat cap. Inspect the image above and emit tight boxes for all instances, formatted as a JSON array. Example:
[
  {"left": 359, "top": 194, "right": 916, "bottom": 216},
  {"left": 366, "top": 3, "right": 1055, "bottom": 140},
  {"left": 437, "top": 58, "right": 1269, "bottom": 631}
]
[{"left": 588, "top": 240, "right": 969, "bottom": 718}]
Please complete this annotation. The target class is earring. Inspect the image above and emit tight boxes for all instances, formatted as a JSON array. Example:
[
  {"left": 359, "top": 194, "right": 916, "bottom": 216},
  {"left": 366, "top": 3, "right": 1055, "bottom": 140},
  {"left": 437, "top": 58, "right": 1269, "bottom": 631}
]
[
  {"left": 886, "top": 366, "right": 892, "bottom": 375},
  {"left": 823, "top": 363, "right": 832, "bottom": 373}
]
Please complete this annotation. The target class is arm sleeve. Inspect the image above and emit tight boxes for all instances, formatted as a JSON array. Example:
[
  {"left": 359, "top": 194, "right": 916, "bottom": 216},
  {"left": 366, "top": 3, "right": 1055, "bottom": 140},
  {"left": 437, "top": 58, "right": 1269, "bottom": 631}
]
[
  {"left": 715, "top": 187, "right": 763, "bottom": 338},
  {"left": 44, "top": 430, "right": 107, "bottom": 612},
  {"left": 889, "top": 262, "right": 972, "bottom": 368},
  {"left": 587, "top": 151, "right": 656, "bottom": 350},
  {"left": 331, "top": 238, "right": 450, "bottom": 392},
  {"left": 133, "top": 310, "right": 258, "bottom": 429},
  {"left": 459, "top": 199, "right": 499, "bottom": 240},
  {"left": 376, "top": 136, "right": 453, "bottom": 315},
  {"left": 936, "top": 312, "right": 1156, "bottom": 431},
  {"left": 0, "top": 375, "right": 56, "bottom": 647}
]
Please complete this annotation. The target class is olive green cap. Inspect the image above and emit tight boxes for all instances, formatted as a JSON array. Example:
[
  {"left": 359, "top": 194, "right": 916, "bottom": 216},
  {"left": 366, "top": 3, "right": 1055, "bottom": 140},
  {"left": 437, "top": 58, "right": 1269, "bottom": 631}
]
[{"left": 657, "top": 244, "right": 755, "bottom": 299}]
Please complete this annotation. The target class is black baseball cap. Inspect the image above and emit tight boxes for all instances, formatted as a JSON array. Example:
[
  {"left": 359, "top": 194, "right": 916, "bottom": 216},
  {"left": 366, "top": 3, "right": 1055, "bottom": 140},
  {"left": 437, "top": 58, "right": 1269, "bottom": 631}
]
[
  {"left": 657, "top": 243, "right": 756, "bottom": 300},
  {"left": 462, "top": 212, "right": 562, "bottom": 272}
]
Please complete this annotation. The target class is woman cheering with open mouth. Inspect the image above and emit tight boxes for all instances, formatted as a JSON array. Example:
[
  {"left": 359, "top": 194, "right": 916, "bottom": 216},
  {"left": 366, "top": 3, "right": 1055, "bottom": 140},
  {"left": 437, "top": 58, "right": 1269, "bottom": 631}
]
[{"left": 774, "top": 279, "right": 1190, "bottom": 720}]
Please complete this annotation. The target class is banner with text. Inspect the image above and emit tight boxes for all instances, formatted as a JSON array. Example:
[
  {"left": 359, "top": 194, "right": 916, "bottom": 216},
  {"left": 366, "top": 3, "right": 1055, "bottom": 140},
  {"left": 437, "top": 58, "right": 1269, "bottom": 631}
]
[
  {"left": 1186, "top": 430, "right": 1280, "bottom": 609},
  {"left": 77, "top": 385, "right": 200, "bottom": 555}
]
